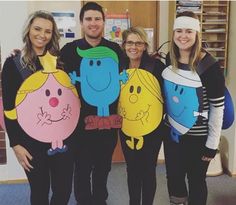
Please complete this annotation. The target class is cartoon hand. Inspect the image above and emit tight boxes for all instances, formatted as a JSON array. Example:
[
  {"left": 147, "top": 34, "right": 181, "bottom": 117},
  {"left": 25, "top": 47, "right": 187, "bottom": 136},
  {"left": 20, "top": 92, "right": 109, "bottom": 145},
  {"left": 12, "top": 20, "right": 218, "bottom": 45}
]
[
  {"left": 62, "top": 105, "right": 72, "bottom": 120},
  {"left": 136, "top": 110, "right": 145, "bottom": 120},
  {"left": 120, "top": 69, "right": 129, "bottom": 84},
  {"left": 170, "top": 128, "right": 180, "bottom": 143},
  {"left": 144, "top": 111, "right": 149, "bottom": 121},
  {"left": 37, "top": 112, "right": 52, "bottom": 126},
  {"left": 69, "top": 71, "right": 80, "bottom": 85},
  {"left": 118, "top": 106, "right": 126, "bottom": 117}
]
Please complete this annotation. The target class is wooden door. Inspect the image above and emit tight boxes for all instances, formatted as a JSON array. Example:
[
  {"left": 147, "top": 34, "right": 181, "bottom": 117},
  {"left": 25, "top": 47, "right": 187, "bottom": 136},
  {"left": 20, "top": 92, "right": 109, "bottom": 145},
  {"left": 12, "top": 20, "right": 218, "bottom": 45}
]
[{"left": 112, "top": 133, "right": 124, "bottom": 163}]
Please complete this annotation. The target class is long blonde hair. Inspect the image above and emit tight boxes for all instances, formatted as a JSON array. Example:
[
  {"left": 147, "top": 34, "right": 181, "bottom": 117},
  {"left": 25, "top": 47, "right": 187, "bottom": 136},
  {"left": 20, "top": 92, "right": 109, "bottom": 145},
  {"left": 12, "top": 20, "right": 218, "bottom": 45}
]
[
  {"left": 21, "top": 10, "right": 61, "bottom": 71},
  {"left": 170, "top": 11, "right": 202, "bottom": 71}
]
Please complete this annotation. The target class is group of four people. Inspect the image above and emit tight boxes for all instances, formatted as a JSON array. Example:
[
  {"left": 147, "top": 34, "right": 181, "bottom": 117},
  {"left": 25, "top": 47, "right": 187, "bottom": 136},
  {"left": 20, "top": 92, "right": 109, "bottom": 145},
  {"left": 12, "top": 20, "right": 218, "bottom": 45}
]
[{"left": 1, "top": 2, "right": 224, "bottom": 205}]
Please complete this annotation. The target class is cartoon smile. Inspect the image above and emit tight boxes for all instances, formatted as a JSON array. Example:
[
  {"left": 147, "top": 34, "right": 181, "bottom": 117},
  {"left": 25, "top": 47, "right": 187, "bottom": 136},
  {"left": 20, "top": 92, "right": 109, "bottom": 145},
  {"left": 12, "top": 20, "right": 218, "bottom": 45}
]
[
  {"left": 171, "top": 106, "right": 186, "bottom": 118},
  {"left": 49, "top": 117, "right": 64, "bottom": 122},
  {"left": 38, "top": 104, "right": 71, "bottom": 125},
  {"left": 122, "top": 104, "right": 151, "bottom": 122},
  {"left": 86, "top": 72, "right": 112, "bottom": 92}
]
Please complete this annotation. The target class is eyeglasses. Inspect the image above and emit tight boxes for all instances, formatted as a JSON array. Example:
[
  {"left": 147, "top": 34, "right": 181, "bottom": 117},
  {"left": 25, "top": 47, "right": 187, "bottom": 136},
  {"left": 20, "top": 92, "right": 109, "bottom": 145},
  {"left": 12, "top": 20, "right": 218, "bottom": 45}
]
[{"left": 125, "top": 41, "right": 145, "bottom": 47}]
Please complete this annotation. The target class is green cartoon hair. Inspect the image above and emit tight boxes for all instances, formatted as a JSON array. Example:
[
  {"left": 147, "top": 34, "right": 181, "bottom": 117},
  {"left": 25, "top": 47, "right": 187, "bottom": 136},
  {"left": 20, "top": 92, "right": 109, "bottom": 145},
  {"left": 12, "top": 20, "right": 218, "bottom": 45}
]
[{"left": 76, "top": 46, "right": 118, "bottom": 63}]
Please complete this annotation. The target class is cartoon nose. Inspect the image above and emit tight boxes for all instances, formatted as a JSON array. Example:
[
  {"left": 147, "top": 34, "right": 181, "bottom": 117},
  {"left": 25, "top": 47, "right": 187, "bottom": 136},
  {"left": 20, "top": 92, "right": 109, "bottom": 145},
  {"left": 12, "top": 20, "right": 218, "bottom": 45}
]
[
  {"left": 172, "top": 96, "right": 179, "bottom": 103},
  {"left": 49, "top": 97, "right": 59, "bottom": 107},
  {"left": 129, "top": 94, "right": 138, "bottom": 104}
]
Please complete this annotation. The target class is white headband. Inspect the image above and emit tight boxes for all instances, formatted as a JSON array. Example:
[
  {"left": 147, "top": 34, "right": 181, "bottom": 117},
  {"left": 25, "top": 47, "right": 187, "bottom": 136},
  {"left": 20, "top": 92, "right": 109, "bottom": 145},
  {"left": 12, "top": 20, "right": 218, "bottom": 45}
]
[
  {"left": 173, "top": 16, "right": 200, "bottom": 32},
  {"left": 162, "top": 66, "right": 201, "bottom": 88}
]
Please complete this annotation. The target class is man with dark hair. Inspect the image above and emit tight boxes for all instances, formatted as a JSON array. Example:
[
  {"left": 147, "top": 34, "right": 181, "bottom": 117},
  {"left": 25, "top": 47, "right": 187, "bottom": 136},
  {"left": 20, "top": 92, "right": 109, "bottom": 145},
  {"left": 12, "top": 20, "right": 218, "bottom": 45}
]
[
  {"left": 61, "top": 2, "right": 126, "bottom": 205},
  {"left": 79, "top": 1, "right": 105, "bottom": 22}
]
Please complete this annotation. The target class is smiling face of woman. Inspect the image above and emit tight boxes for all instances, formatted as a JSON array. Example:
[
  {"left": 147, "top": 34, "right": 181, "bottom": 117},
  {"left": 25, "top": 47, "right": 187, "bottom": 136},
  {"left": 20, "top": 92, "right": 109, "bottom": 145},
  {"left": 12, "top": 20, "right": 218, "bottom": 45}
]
[
  {"left": 29, "top": 17, "right": 53, "bottom": 55},
  {"left": 124, "top": 33, "right": 147, "bottom": 62},
  {"left": 174, "top": 28, "right": 197, "bottom": 52}
]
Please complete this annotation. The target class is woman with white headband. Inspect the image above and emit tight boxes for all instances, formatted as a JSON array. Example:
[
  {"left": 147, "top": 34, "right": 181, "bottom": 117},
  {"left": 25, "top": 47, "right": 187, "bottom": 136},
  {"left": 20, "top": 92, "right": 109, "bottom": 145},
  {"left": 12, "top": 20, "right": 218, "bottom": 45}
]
[{"left": 162, "top": 11, "right": 225, "bottom": 205}]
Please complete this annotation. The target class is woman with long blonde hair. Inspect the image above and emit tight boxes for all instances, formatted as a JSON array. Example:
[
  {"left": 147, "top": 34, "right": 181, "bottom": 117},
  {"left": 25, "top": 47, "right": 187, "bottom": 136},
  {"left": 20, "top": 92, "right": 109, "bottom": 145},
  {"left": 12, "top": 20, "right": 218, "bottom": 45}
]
[{"left": 1, "top": 10, "right": 78, "bottom": 205}]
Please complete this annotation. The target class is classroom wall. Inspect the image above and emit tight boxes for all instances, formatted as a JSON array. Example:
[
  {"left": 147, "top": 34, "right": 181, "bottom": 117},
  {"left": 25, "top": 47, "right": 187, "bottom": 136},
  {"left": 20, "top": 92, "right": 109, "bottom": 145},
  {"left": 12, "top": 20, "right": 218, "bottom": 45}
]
[
  {"left": 0, "top": 1, "right": 28, "bottom": 181},
  {"left": 159, "top": 1, "right": 169, "bottom": 58},
  {"left": 27, "top": 1, "right": 82, "bottom": 48}
]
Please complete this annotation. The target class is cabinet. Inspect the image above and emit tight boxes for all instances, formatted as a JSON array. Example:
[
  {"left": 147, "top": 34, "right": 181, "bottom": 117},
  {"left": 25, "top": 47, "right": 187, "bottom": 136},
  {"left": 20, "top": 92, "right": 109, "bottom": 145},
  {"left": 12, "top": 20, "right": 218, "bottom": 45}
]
[{"left": 169, "top": 0, "right": 230, "bottom": 74}]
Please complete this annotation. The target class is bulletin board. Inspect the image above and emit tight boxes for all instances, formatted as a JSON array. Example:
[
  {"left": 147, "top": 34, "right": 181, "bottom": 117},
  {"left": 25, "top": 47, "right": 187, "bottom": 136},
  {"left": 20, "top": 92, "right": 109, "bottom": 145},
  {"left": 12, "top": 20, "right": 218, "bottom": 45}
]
[
  {"left": 52, "top": 11, "right": 76, "bottom": 39},
  {"left": 104, "top": 13, "right": 130, "bottom": 45}
]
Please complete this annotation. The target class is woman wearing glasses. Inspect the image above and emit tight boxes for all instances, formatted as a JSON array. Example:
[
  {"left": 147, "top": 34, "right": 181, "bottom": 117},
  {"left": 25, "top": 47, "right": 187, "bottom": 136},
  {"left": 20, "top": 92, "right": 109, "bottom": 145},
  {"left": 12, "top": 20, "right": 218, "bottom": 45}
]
[{"left": 118, "top": 26, "right": 166, "bottom": 205}]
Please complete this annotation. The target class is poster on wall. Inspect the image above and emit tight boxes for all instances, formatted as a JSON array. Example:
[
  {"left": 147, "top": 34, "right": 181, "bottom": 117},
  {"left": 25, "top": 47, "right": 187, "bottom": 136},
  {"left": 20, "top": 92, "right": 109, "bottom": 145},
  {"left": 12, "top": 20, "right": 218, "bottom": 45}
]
[
  {"left": 52, "top": 11, "right": 76, "bottom": 39},
  {"left": 104, "top": 13, "right": 130, "bottom": 45}
]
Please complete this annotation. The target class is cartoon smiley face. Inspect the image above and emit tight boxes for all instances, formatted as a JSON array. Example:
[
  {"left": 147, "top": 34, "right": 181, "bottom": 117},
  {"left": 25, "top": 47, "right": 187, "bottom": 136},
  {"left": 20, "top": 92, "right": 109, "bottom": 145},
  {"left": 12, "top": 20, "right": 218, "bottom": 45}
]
[
  {"left": 81, "top": 57, "right": 120, "bottom": 104},
  {"left": 15, "top": 70, "right": 80, "bottom": 149},
  {"left": 162, "top": 65, "right": 203, "bottom": 142},
  {"left": 83, "top": 58, "right": 112, "bottom": 92},
  {"left": 164, "top": 81, "right": 199, "bottom": 127},
  {"left": 118, "top": 68, "right": 163, "bottom": 138},
  {"left": 77, "top": 46, "right": 120, "bottom": 109}
]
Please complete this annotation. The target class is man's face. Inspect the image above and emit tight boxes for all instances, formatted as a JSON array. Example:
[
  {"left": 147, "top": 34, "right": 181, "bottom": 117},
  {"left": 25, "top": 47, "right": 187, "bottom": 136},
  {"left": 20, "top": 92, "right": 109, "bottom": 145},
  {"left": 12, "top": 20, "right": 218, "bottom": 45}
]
[{"left": 81, "top": 10, "right": 104, "bottom": 39}]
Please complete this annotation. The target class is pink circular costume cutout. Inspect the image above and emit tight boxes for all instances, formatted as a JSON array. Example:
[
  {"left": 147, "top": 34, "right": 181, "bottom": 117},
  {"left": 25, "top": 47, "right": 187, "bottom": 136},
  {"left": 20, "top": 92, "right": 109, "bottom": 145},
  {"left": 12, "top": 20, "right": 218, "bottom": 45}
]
[
  {"left": 10, "top": 53, "right": 81, "bottom": 155},
  {"left": 17, "top": 73, "right": 80, "bottom": 155}
]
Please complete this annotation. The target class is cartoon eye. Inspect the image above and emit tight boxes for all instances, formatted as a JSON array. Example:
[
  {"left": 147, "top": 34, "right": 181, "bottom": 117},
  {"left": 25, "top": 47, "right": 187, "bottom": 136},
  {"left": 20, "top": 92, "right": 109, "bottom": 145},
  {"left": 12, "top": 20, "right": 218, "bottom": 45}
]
[
  {"left": 180, "top": 88, "right": 184, "bottom": 95},
  {"left": 97, "top": 60, "right": 101, "bottom": 66},
  {"left": 89, "top": 60, "right": 93, "bottom": 66},
  {"left": 129, "top": 85, "right": 134, "bottom": 93},
  {"left": 137, "top": 86, "right": 141, "bottom": 94},
  {"left": 58, "top": 88, "right": 62, "bottom": 96},
  {"left": 175, "top": 85, "right": 178, "bottom": 91},
  {"left": 45, "top": 89, "right": 50, "bottom": 96}
]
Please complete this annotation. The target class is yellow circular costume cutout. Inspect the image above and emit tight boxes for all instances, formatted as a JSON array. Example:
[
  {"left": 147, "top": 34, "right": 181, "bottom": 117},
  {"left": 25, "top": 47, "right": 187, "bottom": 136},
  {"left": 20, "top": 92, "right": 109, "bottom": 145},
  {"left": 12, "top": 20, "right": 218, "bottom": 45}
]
[{"left": 118, "top": 68, "right": 163, "bottom": 150}]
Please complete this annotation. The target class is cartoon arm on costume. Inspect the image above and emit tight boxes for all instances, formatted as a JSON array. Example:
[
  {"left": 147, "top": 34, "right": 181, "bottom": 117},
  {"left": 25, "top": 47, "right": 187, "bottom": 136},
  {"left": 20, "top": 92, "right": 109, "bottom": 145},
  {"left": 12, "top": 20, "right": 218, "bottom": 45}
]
[
  {"left": 69, "top": 71, "right": 81, "bottom": 85},
  {"left": 119, "top": 70, "right": 129, "bottom": 84},
  {"left": 136, "top": 110, "right": 149, "bottom": 124},
  {"left": 61, "top": 105, "right": 72, "bottom": 120},
  {"left": 118, "top": 105, "right": 126, "bottom": 118},
  {"left": 37, "top": 111, "right": 52, "bottom": 126}
]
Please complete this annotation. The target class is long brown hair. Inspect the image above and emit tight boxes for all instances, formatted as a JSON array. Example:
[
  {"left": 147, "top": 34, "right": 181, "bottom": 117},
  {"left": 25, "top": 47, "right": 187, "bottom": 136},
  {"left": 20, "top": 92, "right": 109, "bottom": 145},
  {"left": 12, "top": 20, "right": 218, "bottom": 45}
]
[
  {"left": 170, "top": 11, "right": 202, "bottom": 71},
  {"left": 21, "top": 10, "right": 61, "bottom": 71}
]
